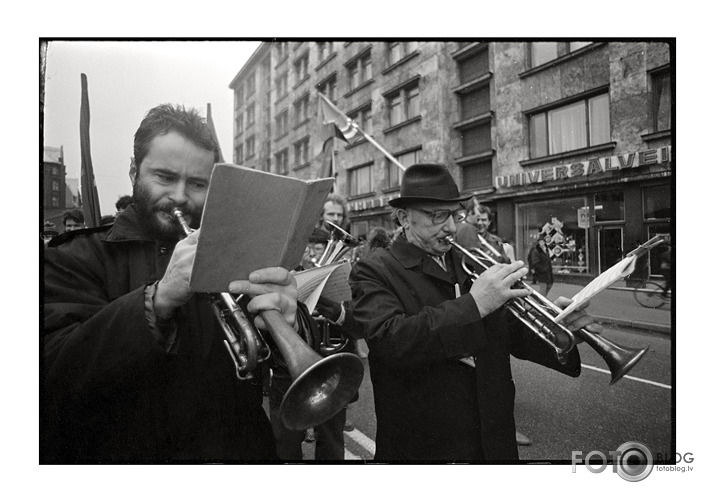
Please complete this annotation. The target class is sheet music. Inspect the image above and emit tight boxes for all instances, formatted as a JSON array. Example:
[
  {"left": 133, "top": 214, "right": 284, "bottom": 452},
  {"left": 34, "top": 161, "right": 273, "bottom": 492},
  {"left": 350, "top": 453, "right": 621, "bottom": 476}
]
[
  {"left": 553, "top": 254, "right": 637, "bottom": 322},
  {"left": 293, "top": 261, "right": 352, "bottom": 313}
]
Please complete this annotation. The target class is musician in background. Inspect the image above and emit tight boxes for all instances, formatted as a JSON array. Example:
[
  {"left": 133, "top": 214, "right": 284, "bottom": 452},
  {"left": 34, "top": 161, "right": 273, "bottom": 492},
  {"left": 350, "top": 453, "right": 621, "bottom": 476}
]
[
  {"left": 269, "top": 227, "right": 358, "bottom": 460},
  {"left": 43, "top": 103, "right": 298, "bottom": 462},
  {"left": 455, "top": 199, "right": 506, "bottom": 259},
  {"left": 319, "top": 193, "right": 351, "bottom": 234},
  {"left": 349, "top": 163, "right": 601, "bottom": 461}
]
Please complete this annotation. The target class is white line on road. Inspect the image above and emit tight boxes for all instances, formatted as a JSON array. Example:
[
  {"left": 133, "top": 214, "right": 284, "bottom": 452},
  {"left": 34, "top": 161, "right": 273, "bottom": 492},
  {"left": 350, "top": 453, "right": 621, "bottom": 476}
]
[
  {"left": 581, "top": 364, "right": 671, "bottom": 389},
  {"left": 345, "top": 428, "right": 376, "bottom": 457}
]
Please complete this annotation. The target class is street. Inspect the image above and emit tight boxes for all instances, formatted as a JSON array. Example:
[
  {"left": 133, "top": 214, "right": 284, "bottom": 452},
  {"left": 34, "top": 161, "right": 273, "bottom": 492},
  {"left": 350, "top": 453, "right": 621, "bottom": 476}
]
[{"left": 294, "top": 317, "right": 672, "bottom": 462}]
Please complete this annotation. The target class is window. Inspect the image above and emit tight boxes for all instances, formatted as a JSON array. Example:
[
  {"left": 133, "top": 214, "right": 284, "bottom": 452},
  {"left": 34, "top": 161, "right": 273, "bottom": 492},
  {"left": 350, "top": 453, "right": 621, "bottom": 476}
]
[
  {"left": 51, "top": 195, "right": 60, "bottom": 208},
  {"left": 529, "top": 93, "right": 610, "bottom": 157},
  {"left": 348, "top": 163, "right": 373, "bottom": 196},
  {"left": 387, "top": 42, "right": 417, "bottom": 65},
  {"left": 276, "top": 110, "right": 289, "bottom": 137},
  {"left": 276, "top": 72, "right": 288, "bottom": 100},
  {"left": 275, "top": 42, "right": 288, "bottom": 62},
  {"left": 246, "top": 72, "right": 256, "bottom": 97},
  {"left": 317, "top": 42, "right": 334, "bottom": 62},
  {"left": 294, "top": 94, "right": 310, "bottom": 127},
  {"left": 246, "top": 135, "right": 255, "bottom": 159},
  {"left": 51, "top": 166, "right": 59, "bottom": 176},
  {"left": 462, "top": 123, "right": 491, "bottom": 156},
  {"left": 348, "top": 106, "right": 372, "bottom": 136},
  {"left": 460, "top": 85, "right": 490, "bottom": 120},
  {"left": 275, "top": 149, "right": 289, "bottom": 175},
  {"left": 595, "top": 190, "right": 625, "bottom": 221},
  {"left": 294, "top": 54, "right": 309, "bottom": 85},
  {"left": 246, "top": 103, "right": 255, "bottom": 126},
  {"left": 294, "top": 138, "right": 310, "bottom": 167},
  {"left": 235, "top": 84, "right": 244, "bottom": 106},
  {"left": 458, "top": 49, "right": 489, "bottom": 83},
  {"left": 52, "top": 180, "right": 59, "bottom": 191},
  {"left": 387, "top": 148, "right": 421, "bottom": 189},
  {"left": 387, "top": 81, "right": 420, "bottom": 127},
  {"left": 643, "top": 185, "right": 671, "bottom": 220},
  {"left": 262, "top": 58, "right": 271, "bottom": 81},
  {"left": 462, "top": 159, "right": 493, "bottom": 190},
  {"left": 347, "top": 52, "right": 372, "bottom": 91},
  {"left": 317, "top": 74, "right": 337, "bottom": 103},
  {"left": 236, "top": 144, "right": 244, "bottom": 164},
  {"left": 236, "top": 113, "right": 244, "bottom": 134},
  {"left": 517, "top": 197, "right": 590, "bottom": 276},
  {"left": 531, "top": 42, "right": 558, "bottom": 67},
  {"left": 652, "top": 71, "right": 671, "bottom": 132}
]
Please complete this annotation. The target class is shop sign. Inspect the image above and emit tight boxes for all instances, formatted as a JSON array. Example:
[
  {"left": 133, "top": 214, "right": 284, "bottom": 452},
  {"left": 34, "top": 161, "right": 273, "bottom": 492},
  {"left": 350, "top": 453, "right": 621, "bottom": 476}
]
[
  {"left": 496, "top": 146, "right": 671, "bottom": 189},
  {"left": 349, "top": 196, "right": 390, "bottom": 212}
]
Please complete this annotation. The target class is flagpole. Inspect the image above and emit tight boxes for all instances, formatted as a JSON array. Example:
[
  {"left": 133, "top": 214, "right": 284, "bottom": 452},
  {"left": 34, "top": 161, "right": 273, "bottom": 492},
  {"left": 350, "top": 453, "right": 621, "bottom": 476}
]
[{"left": 353, "top": 124, "right": 407, "bottom": 171}]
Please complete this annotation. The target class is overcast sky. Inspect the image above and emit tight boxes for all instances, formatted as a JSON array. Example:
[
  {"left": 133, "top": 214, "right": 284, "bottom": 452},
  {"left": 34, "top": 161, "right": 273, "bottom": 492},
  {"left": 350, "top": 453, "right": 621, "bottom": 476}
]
[{"left": 43, "top": 40, "right": 260, "bottom": 215}]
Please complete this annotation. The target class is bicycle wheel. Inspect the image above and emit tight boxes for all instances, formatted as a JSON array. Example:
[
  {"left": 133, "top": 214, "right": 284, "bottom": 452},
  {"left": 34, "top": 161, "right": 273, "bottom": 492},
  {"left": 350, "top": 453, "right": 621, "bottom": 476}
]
[{"left": 633, "top": 281, "right": 666, "bottom": 308}]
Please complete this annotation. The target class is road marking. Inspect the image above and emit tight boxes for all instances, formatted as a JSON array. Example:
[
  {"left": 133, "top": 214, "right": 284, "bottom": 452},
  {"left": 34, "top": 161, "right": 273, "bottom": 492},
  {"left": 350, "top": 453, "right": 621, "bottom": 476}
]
[
  {"left": 581, "top": 364, "right": 671, "bottom": 389},
  {"left": 344, "top": 448, "right": 361, "bottom": 460},
  {"left": 345, "top": 428, "right": 376, "bottom": 456}
]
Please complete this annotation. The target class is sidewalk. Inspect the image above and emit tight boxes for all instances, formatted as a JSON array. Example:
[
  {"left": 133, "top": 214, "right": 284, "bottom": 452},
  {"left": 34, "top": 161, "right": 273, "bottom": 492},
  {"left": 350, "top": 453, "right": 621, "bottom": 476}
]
[{"left": 547, "top": 282, "right": 672, "bottom": 335}]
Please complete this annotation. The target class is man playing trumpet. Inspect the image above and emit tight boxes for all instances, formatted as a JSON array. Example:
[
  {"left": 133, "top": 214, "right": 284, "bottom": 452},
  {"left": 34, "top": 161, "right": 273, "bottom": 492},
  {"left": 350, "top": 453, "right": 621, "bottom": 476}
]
[
  {"left": 43, "top": 104, "right": 298, "bottom": 462},
  {"left": 349, "top": 163, "right": 602, "bottom": 461}
]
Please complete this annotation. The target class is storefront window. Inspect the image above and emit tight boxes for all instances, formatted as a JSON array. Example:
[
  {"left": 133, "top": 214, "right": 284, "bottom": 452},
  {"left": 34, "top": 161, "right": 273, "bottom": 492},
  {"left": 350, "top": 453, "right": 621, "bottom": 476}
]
[
  {"left": 517, "top": 197, "right": 590, "bottom": 276},
  {"left": 595, "top": 190, "right": 624, "bottom": 221},
  {"left": 643, "top": 185, "right": 671, "bottom": 220}
]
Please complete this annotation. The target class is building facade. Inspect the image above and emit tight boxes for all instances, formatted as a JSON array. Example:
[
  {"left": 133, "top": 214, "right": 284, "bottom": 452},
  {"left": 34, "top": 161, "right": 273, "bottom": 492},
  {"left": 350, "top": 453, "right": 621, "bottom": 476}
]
[{"left": 229, "top": 40, "right": 672, "bottom": 284}]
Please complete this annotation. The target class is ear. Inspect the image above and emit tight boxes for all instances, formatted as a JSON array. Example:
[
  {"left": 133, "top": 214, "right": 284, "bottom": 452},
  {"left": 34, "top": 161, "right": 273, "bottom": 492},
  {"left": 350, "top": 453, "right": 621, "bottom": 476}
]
[
  {"left": 396, "top": 209, "right": 410, "bottom": 228},
  {"left": 129, "top": 158, "right": 137, "bottom": 185}
]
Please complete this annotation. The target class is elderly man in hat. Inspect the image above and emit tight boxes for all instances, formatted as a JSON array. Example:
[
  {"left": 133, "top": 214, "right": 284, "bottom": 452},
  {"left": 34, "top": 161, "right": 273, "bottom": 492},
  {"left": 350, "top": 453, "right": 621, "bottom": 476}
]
[{"left": 349, "top": 163, "right": 601, "bottom": 461}]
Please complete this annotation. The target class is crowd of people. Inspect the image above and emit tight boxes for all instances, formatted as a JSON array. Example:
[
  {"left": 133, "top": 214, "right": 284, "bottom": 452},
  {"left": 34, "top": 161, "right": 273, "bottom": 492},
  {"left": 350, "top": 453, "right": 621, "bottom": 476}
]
[{"left": 42, "top": 103, "right": 603, "bottom": 463}]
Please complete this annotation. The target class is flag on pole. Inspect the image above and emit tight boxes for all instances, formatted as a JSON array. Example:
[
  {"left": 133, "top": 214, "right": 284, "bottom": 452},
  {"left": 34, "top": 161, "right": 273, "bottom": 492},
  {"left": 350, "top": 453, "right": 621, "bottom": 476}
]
[
  {"left": 206, "top": 103, "right": 225, "bottom": 163},
  {"left": 316, "top": 92, "right": 408, "bottom": 173},
  {"left": 317, "top": 93, "right": 359, "bottom": 149},
  {"left": 79, "top": 73, "right": 102, "bottom": 228}
]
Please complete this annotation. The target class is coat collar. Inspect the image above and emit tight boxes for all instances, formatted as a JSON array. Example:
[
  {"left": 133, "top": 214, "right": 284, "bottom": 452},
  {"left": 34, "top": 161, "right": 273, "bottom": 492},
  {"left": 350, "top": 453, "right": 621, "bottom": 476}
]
[{"left": 102, "top": 204, "right": 163, "bottom": 243}]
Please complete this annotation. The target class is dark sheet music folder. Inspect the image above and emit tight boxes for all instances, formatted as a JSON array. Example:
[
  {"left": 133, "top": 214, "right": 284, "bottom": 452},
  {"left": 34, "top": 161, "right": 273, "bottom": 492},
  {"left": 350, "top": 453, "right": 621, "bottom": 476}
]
[{"left": 190, "top": 163, "right": 333, "bottom": 292}]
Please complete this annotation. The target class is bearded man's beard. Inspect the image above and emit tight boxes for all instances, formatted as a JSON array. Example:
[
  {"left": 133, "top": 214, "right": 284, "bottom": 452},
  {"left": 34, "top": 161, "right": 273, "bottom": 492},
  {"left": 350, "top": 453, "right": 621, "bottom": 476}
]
[{"left": 132, "top": 180, "right": 202, "bottom": 241}]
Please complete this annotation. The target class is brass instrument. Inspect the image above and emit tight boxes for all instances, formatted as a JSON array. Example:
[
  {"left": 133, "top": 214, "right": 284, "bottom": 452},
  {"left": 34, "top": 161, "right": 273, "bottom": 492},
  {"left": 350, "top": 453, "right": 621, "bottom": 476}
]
[
  {"left": 445, "top": 235, "right": 648, "bottom": 385},
  {"left": 172, "top": 209, "right": 364, "bottom": 430},
  {"left": 317, "top": 221, "right": 359, "bottom": 266},
  {"left": 312, "top": 221, "right": 360, "bottom": 356}
]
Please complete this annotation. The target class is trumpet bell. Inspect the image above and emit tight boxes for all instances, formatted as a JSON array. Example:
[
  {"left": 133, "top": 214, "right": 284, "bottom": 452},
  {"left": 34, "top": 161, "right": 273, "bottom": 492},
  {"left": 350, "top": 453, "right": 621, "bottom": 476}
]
[{"left": 280, "top": 352, "right": 365, "bottom": 431}]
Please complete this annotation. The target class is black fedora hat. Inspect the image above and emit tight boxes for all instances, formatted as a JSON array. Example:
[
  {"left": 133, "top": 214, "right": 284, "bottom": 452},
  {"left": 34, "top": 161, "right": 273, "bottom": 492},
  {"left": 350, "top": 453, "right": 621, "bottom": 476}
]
[{"left": 389, "top": 163, "right": 472, "bottom": 208}]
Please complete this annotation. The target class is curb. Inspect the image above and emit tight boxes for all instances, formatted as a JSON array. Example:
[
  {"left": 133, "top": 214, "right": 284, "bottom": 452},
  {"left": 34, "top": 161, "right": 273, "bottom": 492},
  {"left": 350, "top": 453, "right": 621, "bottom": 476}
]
[{"left": 595, "top": 315, "right": 671, "bottom": 335}]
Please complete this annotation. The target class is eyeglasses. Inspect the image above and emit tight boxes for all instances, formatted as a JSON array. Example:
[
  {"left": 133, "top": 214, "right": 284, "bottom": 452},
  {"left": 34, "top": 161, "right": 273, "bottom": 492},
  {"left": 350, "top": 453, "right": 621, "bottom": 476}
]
[{"left": 413, "top": 207, "right": 467, "bottom": 225}]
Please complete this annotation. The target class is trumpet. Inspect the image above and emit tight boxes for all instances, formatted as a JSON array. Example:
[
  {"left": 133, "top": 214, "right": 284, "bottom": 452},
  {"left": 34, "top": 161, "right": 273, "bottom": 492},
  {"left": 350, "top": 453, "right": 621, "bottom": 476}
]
[
  {"left": 317, "top": 221, "right": 359, "bottom": 267},
  {"left": 445, "top": 236, "right": 648, "bottom": 385},
  {"left": 172, "top": 209, "right": 364, "bottom": 430}
]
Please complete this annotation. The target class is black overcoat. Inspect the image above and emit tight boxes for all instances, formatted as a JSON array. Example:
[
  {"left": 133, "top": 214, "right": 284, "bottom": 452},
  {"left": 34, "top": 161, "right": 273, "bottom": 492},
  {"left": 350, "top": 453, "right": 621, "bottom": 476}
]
[
  {"left": 42, "top": 206, "right": 276, "bottom": 462},
  {"left": 349, "top": 234, "right": 580, "bottom": 462}
]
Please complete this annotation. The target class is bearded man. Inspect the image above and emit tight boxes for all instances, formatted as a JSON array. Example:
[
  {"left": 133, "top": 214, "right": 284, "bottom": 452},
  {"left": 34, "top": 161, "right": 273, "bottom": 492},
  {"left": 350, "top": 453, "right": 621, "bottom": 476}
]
[{"left": 42, "top": 104, "right": 298, "bottom": 462}]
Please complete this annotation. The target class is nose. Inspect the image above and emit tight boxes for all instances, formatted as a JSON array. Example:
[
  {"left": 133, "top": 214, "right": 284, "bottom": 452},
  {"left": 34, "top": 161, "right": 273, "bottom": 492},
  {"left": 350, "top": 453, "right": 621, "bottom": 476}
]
[
  {"left": 443, "top": 215, "right": 458, "bottom": 233},
  {"left": 168, "top": 180, "right": 189, "bottom": 207}
]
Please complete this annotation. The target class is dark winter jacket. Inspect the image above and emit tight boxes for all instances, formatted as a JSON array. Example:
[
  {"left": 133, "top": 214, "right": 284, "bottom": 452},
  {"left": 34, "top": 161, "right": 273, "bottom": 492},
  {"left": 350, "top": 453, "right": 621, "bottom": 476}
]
[
  {"left": 349, "top": 234, "right": 580, "bottom": 461},
  {"left": 42, "top": 205, "right": 276, "bottom": 463}
]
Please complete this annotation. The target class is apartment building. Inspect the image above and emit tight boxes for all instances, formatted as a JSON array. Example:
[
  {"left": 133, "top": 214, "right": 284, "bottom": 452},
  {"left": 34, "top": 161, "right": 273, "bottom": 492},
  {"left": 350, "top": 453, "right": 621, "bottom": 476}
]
[{"left": 229, "top": 40, "right": 672, "bottom": 283}]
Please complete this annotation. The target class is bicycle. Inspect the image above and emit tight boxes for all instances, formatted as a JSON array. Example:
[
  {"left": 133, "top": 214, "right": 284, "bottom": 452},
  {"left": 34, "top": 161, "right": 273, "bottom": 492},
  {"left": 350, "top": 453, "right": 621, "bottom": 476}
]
[{"left": 633, "top": 279, "right": 671, "bottom": 308}]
